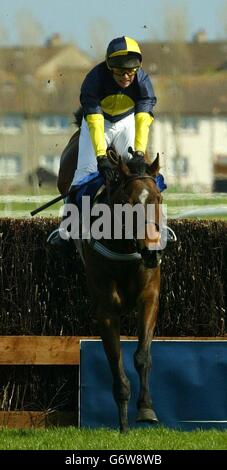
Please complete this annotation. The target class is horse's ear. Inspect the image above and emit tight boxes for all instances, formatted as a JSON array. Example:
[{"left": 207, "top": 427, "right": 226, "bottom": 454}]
[
  {"left": 144, "top": 151, "right": 150, "bottom": 163},
  {"left": 118, "top": 156, "right": 131, "bottom": 177},
  {"left": 146, "top": 152, "right": 160, "bottom": 176}
]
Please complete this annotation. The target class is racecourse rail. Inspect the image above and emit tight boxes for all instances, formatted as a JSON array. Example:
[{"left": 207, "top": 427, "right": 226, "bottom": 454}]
[{"left": 1, "top": 193, "right": 227, "bottom": 218}]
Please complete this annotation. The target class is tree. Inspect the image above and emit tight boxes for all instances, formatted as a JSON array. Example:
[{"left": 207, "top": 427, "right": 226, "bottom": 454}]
[
  {"left": 89, "top": 18, "right": 113, "bottom": 61},
  {"left": 218, "top": 1, "right": 227, "bottom": 39},
  {"left": 15, "top": 9, "right": 44, "bottom": 46},
  {"left": 0, "top": 23, "right": 9, "bottom": 46},
  {"left": 161, "top": 0, "right": 191, "bottom": 186}
]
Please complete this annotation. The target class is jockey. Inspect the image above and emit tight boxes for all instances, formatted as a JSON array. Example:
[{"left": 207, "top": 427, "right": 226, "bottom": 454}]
[{"left": 71, "top": 35, "right": 157, "bottom": 185}]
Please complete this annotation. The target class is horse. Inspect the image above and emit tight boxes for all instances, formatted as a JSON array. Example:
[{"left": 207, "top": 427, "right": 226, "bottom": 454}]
[
  {"left": 67, "top": 152, "right": 164, "bottom": 432},
  {"left": 55, "top": 108, "right": 169, "bottom": 431}
]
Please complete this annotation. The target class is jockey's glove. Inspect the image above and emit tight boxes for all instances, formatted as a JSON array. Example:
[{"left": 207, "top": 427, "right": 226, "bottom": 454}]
[
  {"left": 128, "top": 147, "right": 144, "bottom": 159},
  {"left": 97, "top": 156, "right": 115, "bottom": 182},
  {"left": 134, "top": 150, "right": 145, "bottom": 159},
  {"left": 127, "top": 148, "right": 146, "bottom": 175}
]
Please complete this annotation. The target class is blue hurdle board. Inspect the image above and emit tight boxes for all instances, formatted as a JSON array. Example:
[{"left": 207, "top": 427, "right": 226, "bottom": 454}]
[{"left": 79, "top": 339, "right": 227, "bottom": 430}]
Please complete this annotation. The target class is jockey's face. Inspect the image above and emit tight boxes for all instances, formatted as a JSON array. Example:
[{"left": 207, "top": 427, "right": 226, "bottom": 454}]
[{"left": 112, "top": 68, "right": 138, "bottom": 88}]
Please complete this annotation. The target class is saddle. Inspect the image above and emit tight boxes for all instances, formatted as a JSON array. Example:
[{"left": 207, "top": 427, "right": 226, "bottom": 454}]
[{"left": 68, "top": 175, "right": 105, "bottom": 212}]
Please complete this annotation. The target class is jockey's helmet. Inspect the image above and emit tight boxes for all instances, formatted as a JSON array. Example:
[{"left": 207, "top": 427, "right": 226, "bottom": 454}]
[{"left": 106, "top": 36, "right": 142, "bottom": 69}]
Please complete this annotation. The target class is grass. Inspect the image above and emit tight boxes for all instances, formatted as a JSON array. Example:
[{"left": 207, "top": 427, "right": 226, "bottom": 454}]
[
  {"left": 164, "top": 196, "right": 227, "bottom": 207},
  {"left": 0, "top": 184, "right": 57, "bottom": 196},
  {"left": 0, "top": 426, "right": 227, "bottom": 450},
  {"left": 0, "top": 201, "right": 63, "bottom": 218}
]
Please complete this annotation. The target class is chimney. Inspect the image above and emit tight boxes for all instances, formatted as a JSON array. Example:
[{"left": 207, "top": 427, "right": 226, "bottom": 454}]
[
  {"left": 192, "top": 29, "right": 207, "bottom": 43},
  {"left": 46, "top": 33, "right": 62, "bottom": 47}
]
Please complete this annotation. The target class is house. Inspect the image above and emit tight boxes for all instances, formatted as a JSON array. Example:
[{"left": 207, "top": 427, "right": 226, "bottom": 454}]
[
  {"left": 1, "top": 36, "right": 227, "bottom": 191},
  {"left": 152, "top": 74, "right": 227, "bottom": 190},
  {"left": 0, "top": 35, "right": 93, "bottom": 184}
]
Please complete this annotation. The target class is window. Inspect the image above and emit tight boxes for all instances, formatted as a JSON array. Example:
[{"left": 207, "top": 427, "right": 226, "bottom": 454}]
[
  {"left": 39, "top": 115, "right": 70, "bottom": 134},
  {"left": 40, "top": 155, "right": 60, "bottom": 175},
  {"left": 172, "top": 156, "right": 189, "bottom": 176},
  {"left": 0, "top": 155, "right": 22, "bottom": 178},
  {"left": 1, "top": 80, "right": 16, "bottom": 94},
  {"left": 0, "top": 114, "right": 23, "bottom": 133},
  {"left": 180, "top": 116, "right": 199, "bottom": 132},
  {"left": 215, "top": 154, "right": 227, "bottom": 165}
]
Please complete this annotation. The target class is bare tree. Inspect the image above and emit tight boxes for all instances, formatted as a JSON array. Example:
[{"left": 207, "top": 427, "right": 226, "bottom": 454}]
[
  {"left": 15, "top": 9, "right": 44, "bottom": 46},
  {"left": 161, "top": 0, "right": 191, "bottom": 186},
  {"left": 218, "top": 1, "right": 227, "bottom": 39},
  {"left": 0, "top": 22, "right": 9, "bottom": 46},
  {"left": 163, "top": 0, "right": 189, "bottom": 42},
  {"left": 89, "top": 18, "right": 113, "bottom": 61}
]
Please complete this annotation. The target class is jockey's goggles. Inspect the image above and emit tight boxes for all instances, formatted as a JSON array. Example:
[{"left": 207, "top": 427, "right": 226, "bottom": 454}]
[{"left": 111, "top": 67, "right": 139, "bottom": 77}]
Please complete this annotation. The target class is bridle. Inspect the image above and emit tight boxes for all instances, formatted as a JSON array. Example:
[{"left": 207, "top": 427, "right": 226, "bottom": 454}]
[
  {"left": 116, "top": 174, "right": 160, "bottom": 231},
  {"left": 87, "top": 172, "right": 162, "bottom": 265}
]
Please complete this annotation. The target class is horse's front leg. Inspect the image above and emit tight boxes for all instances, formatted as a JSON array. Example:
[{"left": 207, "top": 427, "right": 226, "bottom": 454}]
[
  {"left": 97, "top": 309, "right": 131, "bottom": 433},
  {"left": 134, "top": 268, "right": 160, "bottom": 423}
]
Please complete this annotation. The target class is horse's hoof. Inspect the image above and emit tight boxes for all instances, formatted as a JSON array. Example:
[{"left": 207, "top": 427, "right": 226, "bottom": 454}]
[
  {"left": 136, "top": 408, "right": 158, "bottom": 423},
  {"left": 120, "top": 426, "right": 129, "bottom": 433}
]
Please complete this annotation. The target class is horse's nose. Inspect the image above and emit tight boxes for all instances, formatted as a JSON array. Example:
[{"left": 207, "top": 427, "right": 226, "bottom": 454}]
[{"left": 145, "top": 222, "right": 160, "bottom": 247}]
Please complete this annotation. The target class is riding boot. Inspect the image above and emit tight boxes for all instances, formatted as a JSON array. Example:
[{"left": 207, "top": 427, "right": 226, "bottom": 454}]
[{"left": 47, "top": 192, "right": 76, "bottom": 255}]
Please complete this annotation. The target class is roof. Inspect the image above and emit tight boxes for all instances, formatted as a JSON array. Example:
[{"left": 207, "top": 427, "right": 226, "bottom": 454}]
[
  {"left": 0, "top": 42, "right": 93, "bottom": 115},
  {"left": 141, "top": 40, "right": 227, "bottom": 75},
  {"left": 155, "top": 74, "right": 227, "bottom": 115},
  {"left": 0, "top": 43, "right": 93, "bottom": 79}
]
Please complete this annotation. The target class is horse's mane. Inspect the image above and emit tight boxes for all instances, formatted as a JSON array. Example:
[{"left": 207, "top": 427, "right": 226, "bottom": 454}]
[{"left": 127, "top": 158, "right": 147, "bottom": 176}]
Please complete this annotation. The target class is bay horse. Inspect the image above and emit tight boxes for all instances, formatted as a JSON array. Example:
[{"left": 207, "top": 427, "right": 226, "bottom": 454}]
[{"left": 75, "top": 153, "right": 163, "bottom": 432}]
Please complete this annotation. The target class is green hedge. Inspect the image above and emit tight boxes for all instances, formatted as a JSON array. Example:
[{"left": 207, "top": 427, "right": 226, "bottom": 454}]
[{"left": 0, "top": 218, "right": 226, "bottom": 337}]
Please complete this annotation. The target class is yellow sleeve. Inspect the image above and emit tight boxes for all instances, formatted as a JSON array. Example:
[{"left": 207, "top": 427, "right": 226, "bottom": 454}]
[
  {"left": 134, "top": 112, "right": 154, "bottom": 153},
  {"left": 86, "top": 114, "right": 107, "bottom": 157}
]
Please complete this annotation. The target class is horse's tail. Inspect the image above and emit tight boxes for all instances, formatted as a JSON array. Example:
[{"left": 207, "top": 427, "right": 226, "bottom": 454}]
[{"left": 73, "top": 107, "right": 83, "bottom": 128}]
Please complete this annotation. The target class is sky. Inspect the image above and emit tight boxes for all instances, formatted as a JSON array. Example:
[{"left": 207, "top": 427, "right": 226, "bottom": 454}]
[{"left": 1, "top": 0, "right": 227, "bottom": 57}]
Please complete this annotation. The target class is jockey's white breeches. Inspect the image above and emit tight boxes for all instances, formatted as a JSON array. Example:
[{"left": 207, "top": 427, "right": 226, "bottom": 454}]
[{"left": 71, "top": 113, "right": 135, "bottom": 186}]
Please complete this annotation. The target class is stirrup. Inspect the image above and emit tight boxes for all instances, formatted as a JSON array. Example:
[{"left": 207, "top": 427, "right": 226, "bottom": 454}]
[
  {"left": 166, "top": 226, "right": 177, "bottom": 242},
  {"left": 160, "top": 225, "right": 177, "bottom": 244},
  {"left": 47, "top": 227, "right": 71, "bottom": 244}
]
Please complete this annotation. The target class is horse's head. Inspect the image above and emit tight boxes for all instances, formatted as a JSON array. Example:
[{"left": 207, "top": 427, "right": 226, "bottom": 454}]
[{"left": 109, "top": 152, "right": 163, "bottom": 268}]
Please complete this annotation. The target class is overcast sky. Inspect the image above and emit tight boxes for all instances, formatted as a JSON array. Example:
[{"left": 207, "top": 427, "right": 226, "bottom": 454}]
[{"left": 1, "top": 0, "right": 227, "bottom": 57}]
